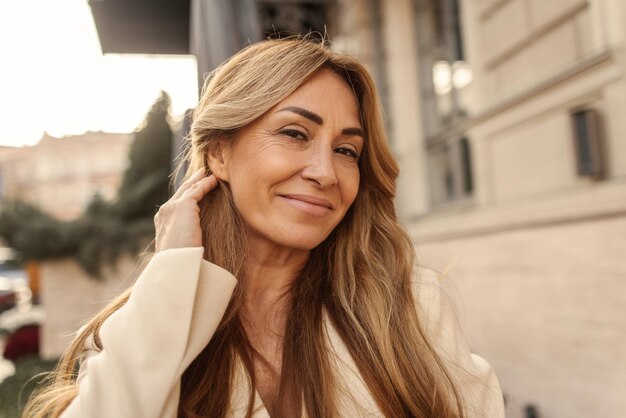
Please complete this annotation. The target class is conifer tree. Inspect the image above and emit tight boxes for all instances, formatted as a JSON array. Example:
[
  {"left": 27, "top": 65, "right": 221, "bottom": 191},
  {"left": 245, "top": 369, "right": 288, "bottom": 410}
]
[
  {"left": 0, "top": 92, "right": 174, "bottom": 277},
  {"left": 114, "top": 92, "right": 173, "bottom": 220}
]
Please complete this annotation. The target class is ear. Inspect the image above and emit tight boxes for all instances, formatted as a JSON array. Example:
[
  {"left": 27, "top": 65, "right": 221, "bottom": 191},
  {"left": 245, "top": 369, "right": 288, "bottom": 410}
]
[{"left": 206, "top": 140, "right": 230, "bottom": 181}]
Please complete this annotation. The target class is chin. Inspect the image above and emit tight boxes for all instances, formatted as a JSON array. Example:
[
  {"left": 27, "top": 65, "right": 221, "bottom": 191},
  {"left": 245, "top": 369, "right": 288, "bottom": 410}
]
[
  {"left": 279, "top": 234, "right": 330, "bottom": 251},
  {"left": 265, "top": 224, "right": 335, "bottom": 251},
  {"left": 244, "top": 214, "right": 344, "bottom": 252}
]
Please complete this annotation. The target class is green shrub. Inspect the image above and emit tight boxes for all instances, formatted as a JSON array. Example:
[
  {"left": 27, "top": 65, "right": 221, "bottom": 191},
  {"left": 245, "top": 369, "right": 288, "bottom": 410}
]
[
  {"left": 0, "top": 355, "right": 58, "bottom": 418},
  {"left": 0, "top": 93, "right": 173, "bottom": 278}
]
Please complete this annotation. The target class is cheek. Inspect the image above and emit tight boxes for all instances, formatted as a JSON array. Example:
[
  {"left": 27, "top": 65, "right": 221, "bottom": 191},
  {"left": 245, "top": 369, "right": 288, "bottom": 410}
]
[
  {"left": 227, "top": 154, "right": 290, "bottom": 218},
  {"left": 341, "top": 169, "right": 361, "bottom": 207},
  {"left": 227, "top": 168, "right": 263, "bottom": 220}
]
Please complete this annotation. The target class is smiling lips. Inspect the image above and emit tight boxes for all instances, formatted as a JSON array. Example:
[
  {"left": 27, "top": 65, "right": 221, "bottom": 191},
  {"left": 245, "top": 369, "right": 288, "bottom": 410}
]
[{"left": 279, "top": 194, "right": 334, "bottom": 217}]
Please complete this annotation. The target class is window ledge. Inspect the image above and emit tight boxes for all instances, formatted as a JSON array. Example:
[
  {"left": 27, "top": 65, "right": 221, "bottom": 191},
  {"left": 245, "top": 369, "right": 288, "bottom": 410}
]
[{"left": 407, "top": 177, "right": 626, "bottom": 243}]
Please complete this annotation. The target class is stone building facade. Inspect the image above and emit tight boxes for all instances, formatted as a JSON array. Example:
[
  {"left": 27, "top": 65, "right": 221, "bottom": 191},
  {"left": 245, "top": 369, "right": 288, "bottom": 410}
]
[
  {"left": 0, "top": 131, "right": 132, "bottom": 219},
  {"left": 80, "top": 1, "right": 626, "bottom": 416},
  {"left": 330, "top": 1, "right": 626, "bottom": 417}
]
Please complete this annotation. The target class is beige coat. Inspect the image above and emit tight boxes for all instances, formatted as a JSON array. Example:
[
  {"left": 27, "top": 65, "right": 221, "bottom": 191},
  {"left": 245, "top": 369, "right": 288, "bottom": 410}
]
[{"left": 60, "top": 247, "right": 505, "bottom": 418}]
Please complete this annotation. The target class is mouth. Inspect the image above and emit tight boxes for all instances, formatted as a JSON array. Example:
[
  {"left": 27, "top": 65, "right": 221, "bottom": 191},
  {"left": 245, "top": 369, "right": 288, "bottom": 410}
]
[{"left": 279, "top": 194, "right": 334, "bottom": 217}]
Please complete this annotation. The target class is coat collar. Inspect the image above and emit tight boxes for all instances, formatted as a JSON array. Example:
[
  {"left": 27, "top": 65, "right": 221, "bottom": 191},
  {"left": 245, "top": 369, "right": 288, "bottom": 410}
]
[{"left": 227, "top": 311, "right": 379, "bottom": 417}]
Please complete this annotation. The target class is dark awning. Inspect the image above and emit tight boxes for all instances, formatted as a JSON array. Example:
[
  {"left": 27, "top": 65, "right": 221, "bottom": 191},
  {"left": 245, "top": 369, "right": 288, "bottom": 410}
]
[{"left": 88, "top": 0, "right": 191, "bottom": 54}]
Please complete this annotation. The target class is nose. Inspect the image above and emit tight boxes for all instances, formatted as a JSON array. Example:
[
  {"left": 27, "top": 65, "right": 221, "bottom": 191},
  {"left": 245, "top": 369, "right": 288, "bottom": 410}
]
[{"left": 301, "top": 144, "right": 338, "bottom": 188}]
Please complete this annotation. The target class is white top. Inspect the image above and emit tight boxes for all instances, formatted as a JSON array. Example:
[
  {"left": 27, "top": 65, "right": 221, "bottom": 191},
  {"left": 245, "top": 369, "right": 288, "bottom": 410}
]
[{"left": 60, "top": 247, "right": 505, "bottom": 418}]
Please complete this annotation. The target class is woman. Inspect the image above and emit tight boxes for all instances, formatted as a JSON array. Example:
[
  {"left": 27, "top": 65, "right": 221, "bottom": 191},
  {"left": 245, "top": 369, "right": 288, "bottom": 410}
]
[{"left": 24, "top": 38, "right": 504, "bottom": 418}]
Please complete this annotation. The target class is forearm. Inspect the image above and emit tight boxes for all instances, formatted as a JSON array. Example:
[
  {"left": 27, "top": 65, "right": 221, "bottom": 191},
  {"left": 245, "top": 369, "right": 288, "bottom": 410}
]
[{"left": 61, "top": 247, "right": 237, "bottom": 418}]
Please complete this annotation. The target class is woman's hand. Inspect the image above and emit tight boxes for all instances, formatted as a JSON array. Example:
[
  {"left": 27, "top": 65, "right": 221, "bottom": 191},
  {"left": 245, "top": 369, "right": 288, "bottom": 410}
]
[{"left": 154, "top": 168, "right": 219, "bottom": 252}]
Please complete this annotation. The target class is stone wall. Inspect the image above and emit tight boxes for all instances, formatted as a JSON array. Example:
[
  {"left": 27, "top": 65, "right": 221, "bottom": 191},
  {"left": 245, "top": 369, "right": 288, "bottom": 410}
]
[
  {"left": 415, "top": 213, "right": 626, "bottom": 418},
  {"left": 39, "top": 254, "right": 140, "bottom": 359},
  {"left": 330, "top": 0, "right": 626, "bottom": 416}
]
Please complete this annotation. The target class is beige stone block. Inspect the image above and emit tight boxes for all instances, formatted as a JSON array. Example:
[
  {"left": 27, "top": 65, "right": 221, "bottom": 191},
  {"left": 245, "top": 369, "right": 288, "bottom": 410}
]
[
  {"left": 396, "top": 148, "right": 430, "bottom": 219},
  {"left": 528, "top": 0, "right": 587, "bottom": 30},
  {"left": 408, "top": 177, "right": 626, "bottom": 244},
  {"left": 574, "top": 6, "right": 597, "bottom": 57},
  {"left": 415, "top": 215, "right": 626, "bottom": 418},
  {"left": 480, "top": 71, "right": 501, "bottom": 110},
  {"left": 524, "top": 19, "right": 579, "bottom": 74},
  {"left": 494, "top": 20, "right": 579, "bottom": 99},
  {"left": 475, "top": 0, "right": 509, "bottom": 18},
  {"left": 489, "top": 112, "right": 577, "bottom": 203},
  {"left": 595, "top": 0, "right": 626, "bottom": 49},
  {"left": 600, "top": 79, "right": 626, "bottom": 178},
  {"left": 492, "top": 46, "right": 534, "bottom": 100},
  {"left": 481, "top": 0, "right": 531, "bottom": 64}
]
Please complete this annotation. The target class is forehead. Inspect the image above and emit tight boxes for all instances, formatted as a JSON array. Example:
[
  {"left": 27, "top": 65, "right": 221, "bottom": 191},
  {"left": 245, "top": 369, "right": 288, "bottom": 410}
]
[{"left": 269, "top": 69, "right": 362, "bottom": 127}]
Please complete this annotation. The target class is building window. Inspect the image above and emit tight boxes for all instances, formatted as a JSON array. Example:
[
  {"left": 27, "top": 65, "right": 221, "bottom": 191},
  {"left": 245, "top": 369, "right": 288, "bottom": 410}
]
[
  {"left": 427, "top": 136, "right": 473, "bottom": 206},
  {"left": 416, "top": 0, "right": 473, "bottom": 206}
]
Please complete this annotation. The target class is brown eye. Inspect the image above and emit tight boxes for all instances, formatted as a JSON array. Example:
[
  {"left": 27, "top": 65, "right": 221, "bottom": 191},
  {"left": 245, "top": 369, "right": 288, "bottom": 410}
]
[
  {"left": 335, "top": 147, "right": 359, "bottom": 159},
  {"left": 280, "top": 129, "right": 308, "bottom": 140}
]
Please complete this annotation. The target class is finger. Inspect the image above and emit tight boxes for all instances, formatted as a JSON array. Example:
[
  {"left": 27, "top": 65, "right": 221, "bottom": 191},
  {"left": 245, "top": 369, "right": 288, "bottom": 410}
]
[
  {"left": 173, "top": 168, "right": 206, "bottom": 199},
  {"left": 180, "top": 174, "right": 219, "bottom": 202}
]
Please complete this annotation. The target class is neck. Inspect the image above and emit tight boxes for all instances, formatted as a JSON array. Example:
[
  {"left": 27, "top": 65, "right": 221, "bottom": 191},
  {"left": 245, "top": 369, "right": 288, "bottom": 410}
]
[{"left": 242, "top": 237, "right": 310, "bottom": 312}]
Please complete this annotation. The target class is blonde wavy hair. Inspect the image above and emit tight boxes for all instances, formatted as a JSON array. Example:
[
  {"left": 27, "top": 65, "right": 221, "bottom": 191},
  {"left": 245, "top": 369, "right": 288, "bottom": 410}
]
[{"left": 23, "top": 38, "right": 464, "bottom": 418}]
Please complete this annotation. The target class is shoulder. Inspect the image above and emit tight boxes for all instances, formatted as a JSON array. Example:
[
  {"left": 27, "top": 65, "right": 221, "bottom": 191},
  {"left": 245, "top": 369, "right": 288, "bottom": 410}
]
[
  {"left": 410, "top": 266, "right": 506, "bottom": 417},
  {"left": 409, "top": 267, "right": 450, "bottom": 333},
  {"left": 410, "top": 265, "right": 446, "bottom": 297},
  {"left": 409, "top": 265, "right": 473, "bottom": 356}
]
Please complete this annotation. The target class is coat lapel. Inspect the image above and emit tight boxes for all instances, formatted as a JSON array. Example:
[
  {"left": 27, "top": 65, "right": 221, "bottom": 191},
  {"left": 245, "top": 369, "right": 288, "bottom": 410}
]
[
  {"left": 227, "top": 312, "right": 380, "bottom": 417},
  {"left": 228, "top": 359, "right": 270, "bottom": 418},
  {"left": 323, "top": 312, "right": 381, "bottom": 417}
]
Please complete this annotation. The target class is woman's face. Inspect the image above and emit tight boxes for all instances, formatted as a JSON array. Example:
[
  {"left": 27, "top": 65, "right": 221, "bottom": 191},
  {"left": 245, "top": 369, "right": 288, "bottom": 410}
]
[{"left": 215, "top": 69, "right": 363, "bottom": 252}]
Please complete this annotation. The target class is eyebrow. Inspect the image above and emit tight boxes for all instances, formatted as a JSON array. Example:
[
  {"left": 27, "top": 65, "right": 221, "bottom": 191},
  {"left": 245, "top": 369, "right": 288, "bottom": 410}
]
[
  {"left": 278, "top": 106, "right": 323, "bottom": 125},
  {"left": 342, "top": 127, "right": 365, "bottom": 137},
  {"left": 277, "top": 106, "right": 364, "bottom": 138}
]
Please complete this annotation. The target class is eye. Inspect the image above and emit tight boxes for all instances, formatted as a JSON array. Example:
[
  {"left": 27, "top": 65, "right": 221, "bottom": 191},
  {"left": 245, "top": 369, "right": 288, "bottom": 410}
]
[
  {"left": 335, "top": 146, "right": 360, "bottom": 159},
  {"left": 279, "top": 128, "right": 308, "bottom": 140}
]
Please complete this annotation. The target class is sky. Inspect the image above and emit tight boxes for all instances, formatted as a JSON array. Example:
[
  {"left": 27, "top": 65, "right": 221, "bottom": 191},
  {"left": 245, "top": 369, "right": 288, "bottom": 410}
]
[{"left": 0, "top": 0, "right": 199, "bottom": 147}]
